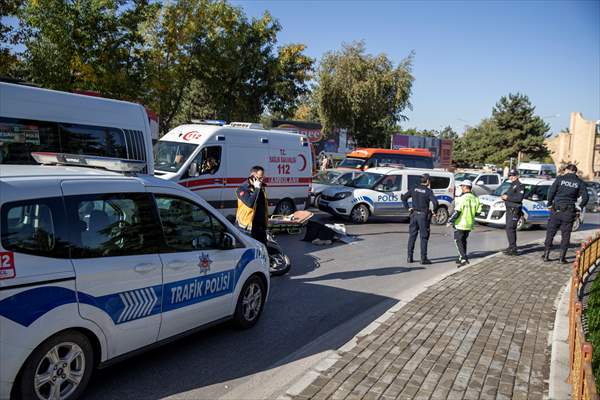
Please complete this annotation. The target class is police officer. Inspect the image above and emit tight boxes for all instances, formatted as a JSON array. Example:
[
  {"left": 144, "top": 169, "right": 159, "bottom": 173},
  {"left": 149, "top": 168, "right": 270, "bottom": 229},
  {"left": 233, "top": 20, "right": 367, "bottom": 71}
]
[
  {"left": 502, "top": 169, "right": 525, "bottom": 256},
  {"left": 542, "top": 164, "right": 588, "bottom": 263},
  {"left": 402, "top": 174, "right": 439, "bottom": 265}
]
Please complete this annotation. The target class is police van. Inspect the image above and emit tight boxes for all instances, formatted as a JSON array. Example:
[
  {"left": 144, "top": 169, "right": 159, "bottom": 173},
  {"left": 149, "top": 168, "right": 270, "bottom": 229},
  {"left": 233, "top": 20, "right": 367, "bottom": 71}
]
[
  {"left": 475, "top": 177, "right": 585, "bottom": 231},
  {"left": 154, "top": 122, "right": 312, "bottom": 216},
  {"left": 318, "top": 167, "right": 455, "bottom": 224},
  {"left": 0, "top": 154, "right": 269, "bottom": 400},
  {"left": 0, "top": 81, "right": 156, "bottom": 173}
]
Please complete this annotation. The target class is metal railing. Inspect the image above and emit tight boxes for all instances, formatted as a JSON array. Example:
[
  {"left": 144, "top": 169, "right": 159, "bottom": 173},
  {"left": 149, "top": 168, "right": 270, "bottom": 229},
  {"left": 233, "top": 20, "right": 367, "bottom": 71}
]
[{"left": 569, "top": 233, "right": 600, "bottom": 400}]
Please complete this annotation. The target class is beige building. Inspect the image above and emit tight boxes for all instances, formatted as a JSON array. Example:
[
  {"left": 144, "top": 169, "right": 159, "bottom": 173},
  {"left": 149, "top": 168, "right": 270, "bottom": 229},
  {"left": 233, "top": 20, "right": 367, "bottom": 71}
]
[{"left": 545, "top": 112, "right": 600, "bottom": 180}]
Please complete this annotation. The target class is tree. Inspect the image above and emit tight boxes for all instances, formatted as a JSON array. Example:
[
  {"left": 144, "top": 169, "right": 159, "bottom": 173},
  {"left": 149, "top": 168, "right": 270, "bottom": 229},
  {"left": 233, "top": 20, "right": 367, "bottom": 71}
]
[
  {"left": 438, "top": 125, "right": 458, "bottom": 140},
  {"left": 315, "top": 41, "right": 414, "bottom": 147},
  {"left": 491, "top": 93, "right": 550, "bottom": 160},
  {"left": 0, "top": 0, "right": 23, "bottom": 77},
  {"left": 453, "top": 119, "right": 506, "bottom": 167}
]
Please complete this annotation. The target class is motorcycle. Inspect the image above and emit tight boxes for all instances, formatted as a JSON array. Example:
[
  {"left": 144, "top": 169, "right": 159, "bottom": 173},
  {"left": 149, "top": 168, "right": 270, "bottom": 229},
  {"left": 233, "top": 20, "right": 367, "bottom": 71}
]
[{"left": 266, "top": 231, "right": 292, "bottom": 276}]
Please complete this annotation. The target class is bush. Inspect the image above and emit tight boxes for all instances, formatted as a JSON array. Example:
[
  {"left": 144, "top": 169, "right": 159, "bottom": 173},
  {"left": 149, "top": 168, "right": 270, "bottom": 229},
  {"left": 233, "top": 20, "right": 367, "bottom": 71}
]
[{"left": 586, "top": 274, "right": 600, "bottom": 384}]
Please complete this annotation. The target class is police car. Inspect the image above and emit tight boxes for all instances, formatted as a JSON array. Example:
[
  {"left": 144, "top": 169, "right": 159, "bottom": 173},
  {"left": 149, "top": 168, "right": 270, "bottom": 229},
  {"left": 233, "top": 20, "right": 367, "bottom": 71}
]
[
  {"left": 475, "top": 177, "right": 585, "bottom": 231},
  {"left": 318, "top": 167, "right": 455, "bottom": 224},
  {"left": 0, "top": 154, "right": 269, "bottom": 400}
]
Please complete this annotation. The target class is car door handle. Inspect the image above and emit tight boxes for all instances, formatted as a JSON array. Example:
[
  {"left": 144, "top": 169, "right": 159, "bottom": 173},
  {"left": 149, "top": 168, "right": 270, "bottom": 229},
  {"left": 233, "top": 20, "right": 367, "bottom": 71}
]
[
  {"left": 134, "top": 263, "right": 159, "bottom": 273},
  {"left": 167, "top": 260, "right": 187, "bottom": 270}
]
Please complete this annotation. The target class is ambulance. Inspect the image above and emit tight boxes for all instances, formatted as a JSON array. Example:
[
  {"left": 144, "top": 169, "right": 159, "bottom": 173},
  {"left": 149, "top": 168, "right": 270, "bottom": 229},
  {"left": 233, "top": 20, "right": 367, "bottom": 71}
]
[
  {"left": 475, "top": 177, "right": 585, "bottom": 231},
  {"left": 154, "top": 122, "right": 312, "bottom": 216},
  {"left": 318, "top": 166, "right": 455, "bottom": 224}
]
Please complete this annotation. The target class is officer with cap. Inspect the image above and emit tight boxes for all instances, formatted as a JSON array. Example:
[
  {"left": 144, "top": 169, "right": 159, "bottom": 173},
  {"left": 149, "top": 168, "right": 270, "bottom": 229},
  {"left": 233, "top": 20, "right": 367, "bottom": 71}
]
[
  {"left": 402, "top": 173, "right": 439, "bottom": 265},
  {"left": 501, "top": 169, "right": 525, "bottom": 255},
  {"left": 542, "top": 164, "right": 588, "bottom": 263}
]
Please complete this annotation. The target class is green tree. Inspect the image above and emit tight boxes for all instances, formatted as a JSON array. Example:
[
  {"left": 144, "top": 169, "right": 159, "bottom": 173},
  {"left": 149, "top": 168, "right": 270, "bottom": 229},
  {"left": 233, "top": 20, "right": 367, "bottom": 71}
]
[
  {"left": 438, "top": 125, "right": 458, "bottom": 139},
  {"left": 0, "top": 0, "right": 23, "bottom": 77},
  {"left": 316, "top": 41, "right": 414, "bottom": 147},
  {"left": 453, "top": 119, "right": 506, "bottom": 167},
  {"left": 491, "top": 93, "right": 550, "bottom": 160}
]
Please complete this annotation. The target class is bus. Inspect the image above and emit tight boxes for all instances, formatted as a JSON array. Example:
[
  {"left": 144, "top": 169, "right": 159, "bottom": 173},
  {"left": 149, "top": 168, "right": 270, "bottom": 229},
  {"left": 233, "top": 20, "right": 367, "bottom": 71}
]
[{"left": 339, "top": 148, "right": 434, "bottom": 170}]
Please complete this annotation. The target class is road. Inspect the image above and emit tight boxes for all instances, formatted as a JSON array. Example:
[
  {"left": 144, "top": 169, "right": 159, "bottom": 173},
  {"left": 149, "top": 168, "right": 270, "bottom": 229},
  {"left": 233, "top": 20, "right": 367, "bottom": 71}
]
[{"left": 84, "top": 212, "right": 600, "bottom": 400}]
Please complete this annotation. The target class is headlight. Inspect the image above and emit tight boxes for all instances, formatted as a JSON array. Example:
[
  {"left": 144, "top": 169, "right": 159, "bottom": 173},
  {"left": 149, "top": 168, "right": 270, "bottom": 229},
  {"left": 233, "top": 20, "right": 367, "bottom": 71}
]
[
  {"left": 334, "top": 192, "right": 353, "bottom": 200},
  {"left": 493, "top": 201, "right": 506, "bottom": 209}
]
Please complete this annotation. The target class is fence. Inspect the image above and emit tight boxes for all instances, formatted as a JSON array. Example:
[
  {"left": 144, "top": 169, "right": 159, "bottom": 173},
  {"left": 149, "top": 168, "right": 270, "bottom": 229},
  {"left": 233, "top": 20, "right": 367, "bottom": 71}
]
[{"left": 569, "top": 233, "right": 600, "bottom": 400}]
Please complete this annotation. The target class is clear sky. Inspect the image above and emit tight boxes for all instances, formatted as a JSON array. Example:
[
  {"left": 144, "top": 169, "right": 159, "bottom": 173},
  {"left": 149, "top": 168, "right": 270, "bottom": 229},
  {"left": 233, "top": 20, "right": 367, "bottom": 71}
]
[{"left": 231, "top": 0, "right": 599, "bottom": 135}]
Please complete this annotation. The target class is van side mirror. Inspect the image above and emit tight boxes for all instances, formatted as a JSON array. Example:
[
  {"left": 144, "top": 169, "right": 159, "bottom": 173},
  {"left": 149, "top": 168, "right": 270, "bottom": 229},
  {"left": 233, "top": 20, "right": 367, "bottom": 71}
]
[
  {"left": 188, "top": 162, "right": 199, "bottom": 177},
  {"left": 221, "top": 232, "right": 236, "bottom": 250},
  {"left": 476, "top": 180, "right": 485, "bottom": 186}
]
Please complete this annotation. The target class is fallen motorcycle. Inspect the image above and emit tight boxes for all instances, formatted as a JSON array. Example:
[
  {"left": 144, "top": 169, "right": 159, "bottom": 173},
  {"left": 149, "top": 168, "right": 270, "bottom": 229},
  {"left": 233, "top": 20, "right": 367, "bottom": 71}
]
[{"left": 266, "top": 231, "right": 291, "bottom": 276}]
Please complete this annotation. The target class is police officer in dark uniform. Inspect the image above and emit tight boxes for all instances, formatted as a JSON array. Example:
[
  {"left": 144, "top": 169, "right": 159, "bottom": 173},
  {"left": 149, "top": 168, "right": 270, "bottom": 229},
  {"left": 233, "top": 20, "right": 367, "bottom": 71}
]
[
  {"left": 502, "top": 169, "right": 525, "bottom": 256},
  {"left": 402, "top": 174, "right": 439, "bottom": 265},
  {"left": 542, "top": 164, "right": 588, "bottom": 263}
]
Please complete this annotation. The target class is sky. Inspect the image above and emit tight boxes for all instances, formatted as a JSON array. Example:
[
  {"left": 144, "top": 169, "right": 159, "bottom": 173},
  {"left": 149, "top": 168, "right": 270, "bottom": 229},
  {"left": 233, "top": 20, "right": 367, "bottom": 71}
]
[{"left": 231, "top": 0, "right": 600, "bottom": 135}]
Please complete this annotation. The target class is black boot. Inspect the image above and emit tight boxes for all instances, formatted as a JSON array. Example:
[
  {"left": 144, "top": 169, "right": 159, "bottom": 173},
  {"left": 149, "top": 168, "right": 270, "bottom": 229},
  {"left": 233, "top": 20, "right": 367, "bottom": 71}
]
[
  {"left": 542, "top": 249, "right": 550, "bottom": 262},
  {"left": 420, "top": 258, "right": 432, "bottom": 265},
  {"left": 559, "top": 249, "right": 569, "bottom": 264},
  {"left": 407, "top": 255, "right": 414, "bottom": 263}
]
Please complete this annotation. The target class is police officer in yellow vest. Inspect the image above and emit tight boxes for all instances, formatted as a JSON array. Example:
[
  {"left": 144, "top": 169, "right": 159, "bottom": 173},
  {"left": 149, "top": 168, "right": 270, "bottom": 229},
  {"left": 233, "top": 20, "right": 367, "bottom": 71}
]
[{"left": 236, "top": 165, "right": 269, "bottom": 245}]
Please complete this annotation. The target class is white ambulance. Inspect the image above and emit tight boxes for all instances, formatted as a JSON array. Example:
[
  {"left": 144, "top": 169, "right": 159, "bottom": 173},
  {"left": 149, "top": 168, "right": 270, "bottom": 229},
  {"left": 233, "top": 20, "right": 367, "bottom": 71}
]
[{"left": 154, "top": 122, "right": 312, "bottom": 216}]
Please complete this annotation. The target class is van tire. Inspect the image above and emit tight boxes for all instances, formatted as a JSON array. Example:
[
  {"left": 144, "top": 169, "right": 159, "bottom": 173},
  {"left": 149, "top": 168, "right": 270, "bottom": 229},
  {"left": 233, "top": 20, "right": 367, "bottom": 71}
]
[
  {"left": 18, "top": 330, "right": 94, "bottom": 400},
  {"left": 516, "top": 216, "right": 528, "bottom": 231},
  {"left": 350, "top": 204, "right": 370, "bottom": 224},
  {"left": 433, "top": 206, "right": 449, "bottom": 225},
  {"left": 233, "top": 275, "right": 266, "bottom": 329},
  {"left": 274, "top": 199, "right": 295, "bottom": 216},
  {"left": 572, "top": 217, "right": 581, "bottom": 232}
]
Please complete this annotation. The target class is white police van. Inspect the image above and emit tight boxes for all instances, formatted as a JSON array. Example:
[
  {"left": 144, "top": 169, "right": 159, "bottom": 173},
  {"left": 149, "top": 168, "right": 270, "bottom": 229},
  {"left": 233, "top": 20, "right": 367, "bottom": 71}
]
[
  {"left": 318, "top": 167, "right": 455, "bottom": 224},
  {"left": 0, "top": 154, "right": 269, "bottom": 400},
  {"left": 475, "top": 177, "right": 585, "bottom": 231}
]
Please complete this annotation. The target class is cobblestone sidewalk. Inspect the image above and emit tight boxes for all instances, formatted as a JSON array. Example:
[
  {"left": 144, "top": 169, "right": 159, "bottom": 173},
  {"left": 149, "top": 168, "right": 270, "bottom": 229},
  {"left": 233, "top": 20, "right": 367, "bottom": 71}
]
[{"left": 290, "top": 245, "right": 571, "bottom": 400}]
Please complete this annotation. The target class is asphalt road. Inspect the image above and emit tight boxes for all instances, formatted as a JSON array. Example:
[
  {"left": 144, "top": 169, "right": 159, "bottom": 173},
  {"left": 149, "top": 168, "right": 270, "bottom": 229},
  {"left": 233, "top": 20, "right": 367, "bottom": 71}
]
[{"left": 84, "top": 212, "right": 600, "bottom": 400}]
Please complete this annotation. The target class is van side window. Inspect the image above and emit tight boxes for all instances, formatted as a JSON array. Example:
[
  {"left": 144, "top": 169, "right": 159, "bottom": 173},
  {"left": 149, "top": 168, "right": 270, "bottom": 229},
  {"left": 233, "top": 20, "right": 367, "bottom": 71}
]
[
  {"left": 430, "top": 177, "right": 451, "bottom": 190},
  {"left": 376, "top": 175, "right": 402, "bottom": 192},
  {"left": 65, "top": 193, "right": 162, "bottom": 258},
  {"left": 155, "top": 195, "right": 226, "bottom": 252},
  {"left": 60, "top": 124, "right": 127, "bottom": 159},
  {"left": 1, "top": 197, "right": 69, "bottom": 258},
  {"left": 190, "top": 146, "right": 222, "bottom": 177},
  {"left": 408, "top": 175, "right": 421, "bottom": 190},
  {"left": 487, "top": 175, "right": 499, "bottom": 185},
  {"left": 0, "top": 117, "right": 61, "bottom": 164}
]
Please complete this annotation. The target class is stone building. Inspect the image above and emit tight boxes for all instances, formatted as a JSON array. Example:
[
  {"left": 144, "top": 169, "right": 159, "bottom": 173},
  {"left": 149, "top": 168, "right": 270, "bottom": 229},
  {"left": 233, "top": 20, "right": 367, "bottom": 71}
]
[{"left": 545, "top": 112, "right": 600, "bottom": 180}]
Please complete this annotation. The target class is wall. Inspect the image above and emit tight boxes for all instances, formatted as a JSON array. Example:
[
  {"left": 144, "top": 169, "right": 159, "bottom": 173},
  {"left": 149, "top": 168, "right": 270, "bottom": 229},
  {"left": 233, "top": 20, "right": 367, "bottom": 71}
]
[{"left": 545, "top": 112, "right": 600, "bottom": 180}]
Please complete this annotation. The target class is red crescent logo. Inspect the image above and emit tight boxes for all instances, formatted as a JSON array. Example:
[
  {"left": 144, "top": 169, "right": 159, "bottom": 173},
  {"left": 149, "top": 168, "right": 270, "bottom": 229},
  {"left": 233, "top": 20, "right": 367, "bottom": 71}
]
[
  {"left": 298, "top": 153, "right": 307, "bottom": 172},
  {"left": 182, "top": 131, "right": 201, "bottom": 141}
]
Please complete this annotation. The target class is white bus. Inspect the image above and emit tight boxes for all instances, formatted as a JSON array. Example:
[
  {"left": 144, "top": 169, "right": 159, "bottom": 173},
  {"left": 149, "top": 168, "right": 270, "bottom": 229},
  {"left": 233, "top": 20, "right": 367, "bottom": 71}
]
[{"left": 0, "top": 81, "right": 155, "bottom": 173}]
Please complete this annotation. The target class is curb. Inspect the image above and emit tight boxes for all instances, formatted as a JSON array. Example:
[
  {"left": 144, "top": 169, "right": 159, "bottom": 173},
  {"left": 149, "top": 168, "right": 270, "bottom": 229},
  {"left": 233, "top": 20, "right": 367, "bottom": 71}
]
[{"left": 548, "top": 279, "right": 572, "bottom": 400}]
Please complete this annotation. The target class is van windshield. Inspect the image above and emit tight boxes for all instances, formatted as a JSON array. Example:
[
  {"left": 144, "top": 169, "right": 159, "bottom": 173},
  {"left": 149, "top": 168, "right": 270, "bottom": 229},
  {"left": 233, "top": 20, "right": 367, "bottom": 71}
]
[
  {"left": 347, "top": 172, "right": 384, "bottom": 189},
  {"left": 339, "top": 157, "right": 365, "bottom": 169},
  {"left": 154, "top": 141, "right": 197, "bottom": 172}
]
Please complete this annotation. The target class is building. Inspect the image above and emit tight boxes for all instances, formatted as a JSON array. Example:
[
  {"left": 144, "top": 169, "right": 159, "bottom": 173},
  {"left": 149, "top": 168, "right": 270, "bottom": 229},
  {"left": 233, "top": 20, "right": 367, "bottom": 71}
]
[
  {"left": 545, "top": 112, "right": 600, "bottom": 180},
  {"left": 391, "top": 134, "right": 454, "bottom": 168}
]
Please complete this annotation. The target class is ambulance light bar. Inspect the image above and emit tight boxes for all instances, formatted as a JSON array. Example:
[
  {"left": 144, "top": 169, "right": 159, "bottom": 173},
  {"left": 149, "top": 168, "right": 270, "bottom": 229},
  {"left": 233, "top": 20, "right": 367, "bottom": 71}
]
[
  {"left": 228, "top": 122, "right": 265, "bottom": 130},
  {"left": 31, "top": 152, "right": 146, "bottom": 173},
  {"left": 190, "top": 119, "right": 226, "bottom": 126}
]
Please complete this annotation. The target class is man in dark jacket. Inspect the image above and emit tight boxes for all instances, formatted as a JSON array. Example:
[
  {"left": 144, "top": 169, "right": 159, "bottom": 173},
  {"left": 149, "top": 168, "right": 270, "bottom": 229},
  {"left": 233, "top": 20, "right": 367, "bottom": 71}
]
[
  {"left": 502, "top": 170, "right": 525, "bottom": 255},
  {"left": 236, "top": 166, "right": 268, "bottom": 245},
  {"left": 542, "top": 164, "right": 588, "bottom": 263},
  {"left": 402, "top": 174, "right": 439, "bottom": 265}
]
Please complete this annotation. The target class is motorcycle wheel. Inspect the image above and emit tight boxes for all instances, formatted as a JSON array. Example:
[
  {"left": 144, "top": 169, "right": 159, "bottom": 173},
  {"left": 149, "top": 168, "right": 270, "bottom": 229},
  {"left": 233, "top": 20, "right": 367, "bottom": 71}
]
[{"left": 269, "top": 248, "right": 291, "bottom": 276}]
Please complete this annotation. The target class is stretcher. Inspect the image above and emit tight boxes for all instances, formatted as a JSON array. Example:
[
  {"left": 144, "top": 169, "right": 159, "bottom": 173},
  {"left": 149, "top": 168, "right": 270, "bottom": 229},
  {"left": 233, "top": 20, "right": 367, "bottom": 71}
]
[{"left": 268, "top": 210, "right": 314, "bottom": 234}]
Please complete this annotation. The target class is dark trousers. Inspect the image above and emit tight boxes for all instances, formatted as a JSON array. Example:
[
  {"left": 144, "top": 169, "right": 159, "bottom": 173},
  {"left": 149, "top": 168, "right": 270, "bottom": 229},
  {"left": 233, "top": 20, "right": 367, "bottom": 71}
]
[
  {"left": 407, "top": 211, "right": 431, "bottom": 259},
  {"left": 544, "top": 208, "right": 576, "bottom": 254},
  {"left": 251, "top": 224, "right": 267, "bottom": 246},
  {"left": 505, "top": 207, "right": 521, "bottom": 251},
  {"left": 454, "top": 229, "right": 470, "bottom": 261}
]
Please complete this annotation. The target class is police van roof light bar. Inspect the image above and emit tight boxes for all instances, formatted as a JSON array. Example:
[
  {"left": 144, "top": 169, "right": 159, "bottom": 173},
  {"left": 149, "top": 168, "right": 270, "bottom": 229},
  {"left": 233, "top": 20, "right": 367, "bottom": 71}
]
[{"left": 31, "top": 152, "right": 147, "bottom": 173}]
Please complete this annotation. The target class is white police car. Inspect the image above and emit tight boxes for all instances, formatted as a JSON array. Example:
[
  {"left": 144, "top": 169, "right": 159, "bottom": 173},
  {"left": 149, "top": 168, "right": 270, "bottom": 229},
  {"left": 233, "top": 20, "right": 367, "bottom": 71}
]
[
  {"left": 0, "top": 154, "right": 269, "bottom": 400},
  {"left": 318, "top": 167, "right": 455, "bottom": 224},
  {"left": 475, "top": 177, "right": 584, "bottom": 231}
]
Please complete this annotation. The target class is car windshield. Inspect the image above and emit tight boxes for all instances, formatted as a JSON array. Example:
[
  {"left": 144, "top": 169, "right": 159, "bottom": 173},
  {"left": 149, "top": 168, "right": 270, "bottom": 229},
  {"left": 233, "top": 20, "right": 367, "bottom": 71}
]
[
  {"left": 339, "top": 157, "right": 365, "bottom": 169},
  {"left": 313, "top": 170, "right": 342, "bottom": 184},
  {"left": 154, "top": 141, "right": 197, "bottom": 172},
  {"left": 455, "top": 172, "right": 478, "bottom": 182},
  {"left": 494, "top": 181, "right": 547, "bottom": 200},
  {"left": 347, "top": 172, "right": 384, "bottom": 189}
]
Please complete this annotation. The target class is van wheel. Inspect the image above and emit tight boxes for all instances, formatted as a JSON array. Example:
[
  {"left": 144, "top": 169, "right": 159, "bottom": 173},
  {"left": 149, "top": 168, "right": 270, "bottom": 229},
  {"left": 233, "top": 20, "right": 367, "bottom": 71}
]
[
  {"left": 516, "top": 216, "right": 527, "bottom": 231},
  {"left": 434, "top": 206, "right": 449, "bottom": 225},
  {"left": 233, "top": 275, "right": 266, "bottom": 329},
  {"left": 572, "top": 217, "right": 582, "bottom": 232},
  {"left": 350, "top": 204, "right": 370, "bottom": 224},
  {"left": 18, "top": 330, "right": 94, "bottom": 400},
  {"left": 274, "top": 199, "right": 295, "bottom": 216}
]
